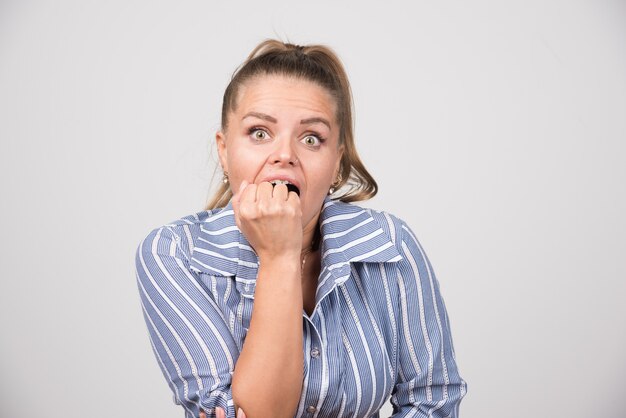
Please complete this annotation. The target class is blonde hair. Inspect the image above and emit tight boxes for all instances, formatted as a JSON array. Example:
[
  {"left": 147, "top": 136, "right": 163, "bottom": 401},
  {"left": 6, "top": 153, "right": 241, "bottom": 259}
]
[{"left": 206, "top": 40, "right": 377, "bottom": 209}]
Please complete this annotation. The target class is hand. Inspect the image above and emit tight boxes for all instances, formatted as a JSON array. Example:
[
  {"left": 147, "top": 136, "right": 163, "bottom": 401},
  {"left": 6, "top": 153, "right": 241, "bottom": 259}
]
[
  {"left": 232, "top": 180, "right": 303, "bottom": 260},
  {"left": 199, "top": 407, "right": 246, "bottom": 418}
]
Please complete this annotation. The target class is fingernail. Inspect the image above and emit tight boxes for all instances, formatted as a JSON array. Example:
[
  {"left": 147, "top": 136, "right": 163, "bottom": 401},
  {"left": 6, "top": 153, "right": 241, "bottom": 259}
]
[
  {"left": 237, "top": 407, "right": 246, "bottom": 418},
  {"left": 239, "top": 180, "right": 247, "bottom": 191}
]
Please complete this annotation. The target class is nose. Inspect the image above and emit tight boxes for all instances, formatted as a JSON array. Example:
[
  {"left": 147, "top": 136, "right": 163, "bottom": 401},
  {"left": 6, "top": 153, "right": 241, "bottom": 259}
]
[{"left": 269, "top": 137, "right": 298, "bottom": 166}]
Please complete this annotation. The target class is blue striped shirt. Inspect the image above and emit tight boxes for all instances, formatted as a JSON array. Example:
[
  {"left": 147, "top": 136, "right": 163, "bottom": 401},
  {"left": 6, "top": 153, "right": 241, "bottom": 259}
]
[{"left": 136, "top": 196, "right": 467, "bottom": 417}]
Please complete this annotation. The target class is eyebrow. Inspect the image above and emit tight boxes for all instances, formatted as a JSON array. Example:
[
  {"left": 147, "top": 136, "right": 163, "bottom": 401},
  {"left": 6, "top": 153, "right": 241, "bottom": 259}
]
[
  {"left": 300, "top": 117, "right": 331, "bottom": 130},
  {"left": 242, "top": 112, "right": 331, "bottom": 130},
  {"left": 242, "top": 112, "right": 277, "bottom": 123}
]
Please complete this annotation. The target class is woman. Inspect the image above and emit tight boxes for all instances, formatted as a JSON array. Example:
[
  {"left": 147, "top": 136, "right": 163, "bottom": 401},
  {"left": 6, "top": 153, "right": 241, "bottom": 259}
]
[{"left": 136, "top": 40, "right": 467, "bottom": 418}]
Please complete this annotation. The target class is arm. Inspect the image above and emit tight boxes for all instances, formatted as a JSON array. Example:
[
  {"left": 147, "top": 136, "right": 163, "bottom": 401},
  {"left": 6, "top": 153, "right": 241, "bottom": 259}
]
[
  {"left": 228, "top": 181, "right": 304, "bottom": 418},
  {"left": 137, "top": 182, "right": 304, "bottom": 417},
  {"left": 231, "top": 254, "right": 303, "bottom": 417},
  {"left": 136, "top": 225, "right": 240, "bottom": 418},
  {"left": 390, "top": 221, "right": 467, "bottom": 417}
]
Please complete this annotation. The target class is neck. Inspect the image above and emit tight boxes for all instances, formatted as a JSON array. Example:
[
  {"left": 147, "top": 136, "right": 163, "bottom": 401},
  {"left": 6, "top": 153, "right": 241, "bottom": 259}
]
[
  {"left": 301, "top": 215, "right": 321, "bottom": 284},
  {"left": 300, "top": 243, "right": 321, "bottom": 285},
  {"left": 301, "top": 212, "right": 321, "bottom": 253}
]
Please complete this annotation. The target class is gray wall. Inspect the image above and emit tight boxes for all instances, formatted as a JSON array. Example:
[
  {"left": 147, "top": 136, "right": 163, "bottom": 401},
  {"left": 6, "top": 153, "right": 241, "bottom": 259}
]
[{"left": 1, "top": 1, "right": 625, "bottom": 417}]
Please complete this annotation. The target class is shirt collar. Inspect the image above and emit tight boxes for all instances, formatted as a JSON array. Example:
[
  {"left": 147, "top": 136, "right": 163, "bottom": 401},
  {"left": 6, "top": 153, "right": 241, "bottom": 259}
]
[{"left": 190, "top": 196, "right": 402, "bottom": 298}]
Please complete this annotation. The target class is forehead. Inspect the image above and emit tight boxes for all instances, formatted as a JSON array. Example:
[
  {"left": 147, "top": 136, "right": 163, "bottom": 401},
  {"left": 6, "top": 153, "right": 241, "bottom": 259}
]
[{"left": 233, "top": 75, "right": 338, "bottom": 121}]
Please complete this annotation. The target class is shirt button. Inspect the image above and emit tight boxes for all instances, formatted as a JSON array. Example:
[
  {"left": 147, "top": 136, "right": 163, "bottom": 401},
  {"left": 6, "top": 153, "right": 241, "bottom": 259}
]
[
  {"left": 310, "top": 347, "right": 320, "bottom": 358},
  {"left": 306, "top": 405, "right": 317, "bottom": 413}
]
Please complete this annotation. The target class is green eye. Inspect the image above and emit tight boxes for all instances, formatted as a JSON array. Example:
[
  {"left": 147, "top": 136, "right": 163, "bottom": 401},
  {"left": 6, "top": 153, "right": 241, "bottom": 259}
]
[
  {"left": 302, "top": 135, "right": 320, "bottom": 146},
  {"left": 249, "top": 128, "right": 270, "bottom": 142}
]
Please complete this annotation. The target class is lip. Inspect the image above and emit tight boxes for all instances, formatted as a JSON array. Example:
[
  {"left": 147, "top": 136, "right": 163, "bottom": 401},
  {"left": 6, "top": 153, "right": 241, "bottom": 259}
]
[{"left": 257, "top": 174, "right": 302, "bottom": 192}]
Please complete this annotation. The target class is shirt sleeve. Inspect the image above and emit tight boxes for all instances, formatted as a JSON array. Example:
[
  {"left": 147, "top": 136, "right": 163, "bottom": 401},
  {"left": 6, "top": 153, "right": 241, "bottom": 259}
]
[
  {"left": 135, "top": 225, "right": 239, "bottom": 418},
  {"left": 390, "top": 221, "right": 467, "bottom": 417}
]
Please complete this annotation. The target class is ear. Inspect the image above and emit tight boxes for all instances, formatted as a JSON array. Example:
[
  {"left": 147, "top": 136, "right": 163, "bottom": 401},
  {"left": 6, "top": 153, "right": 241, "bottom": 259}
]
[{"left": 216, "top": 131, "right": 228, "bottom": 174}]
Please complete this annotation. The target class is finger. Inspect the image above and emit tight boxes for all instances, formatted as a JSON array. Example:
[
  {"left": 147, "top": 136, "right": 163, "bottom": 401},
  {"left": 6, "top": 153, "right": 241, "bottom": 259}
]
[
  {"left": 231, "top": 180, "right": 248, "bottom": 230},
  {"left": 271, "top": 183, "right": 289, "bottom": 200},
  {"left": 239, "top": 182, "right": 258, "bottom": 204},
  {"left": 256, "top": 181, "right": 274, "bottom": 205},
  {"left": 236, "top": 182, "right": 258, "bottom": 225},
  {"left": 231, "top": 180, "right": 247, "bottom": 214},
  {"left": 199, "top": 411, "right": 206, "bottom": 418},
  {"left": 287, "top": 188, "right": 302, "bottom": 206},
  {"left": 237, "top": 407, "right": 247, "bottom": 418},
  {"left": 232, "top": 180, "right": 249, "bottom": 208},
  {"left": 216, "top": 407, "right": 226, "bottom": 418}
]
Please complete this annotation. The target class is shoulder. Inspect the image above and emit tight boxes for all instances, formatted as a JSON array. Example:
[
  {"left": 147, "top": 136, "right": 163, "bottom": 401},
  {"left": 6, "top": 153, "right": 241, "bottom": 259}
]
[
  {"left": 365, "top": 207, "right": 433, "bottom": 277},
  {"left": 135, "top": 208, "right": 222, "bottom": 262},
  {"left": 364, "top": 207, "right": 422, "bottom": 263},
  {"left": 364, "top": 206, "right": 407, "bottom": 250},
  {"left": 325, "top": 198, "right": 415, "bottom": 258}
]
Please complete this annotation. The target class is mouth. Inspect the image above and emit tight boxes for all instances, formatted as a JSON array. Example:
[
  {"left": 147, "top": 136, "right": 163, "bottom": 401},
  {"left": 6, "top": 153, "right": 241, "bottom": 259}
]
[{"left": 269, "top": 180, "right": 300, "bottom": 196}]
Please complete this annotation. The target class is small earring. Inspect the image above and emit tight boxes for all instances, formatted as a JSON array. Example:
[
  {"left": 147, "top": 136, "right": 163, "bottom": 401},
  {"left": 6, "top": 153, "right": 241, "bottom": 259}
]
[
  {"left": 329, "top": 173, "right": 342, "bottom": 194},
  {"left": 222, "top": 172, "right": 229, "bottom": 184}
]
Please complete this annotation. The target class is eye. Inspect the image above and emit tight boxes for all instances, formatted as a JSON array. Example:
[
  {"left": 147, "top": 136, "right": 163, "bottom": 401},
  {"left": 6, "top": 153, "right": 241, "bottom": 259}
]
[
  {"left": 249, "top": 128, "right": 270, "bottom": 142},
  {"left": 301, "top": 134, "right": 322, "bottom": 147}
]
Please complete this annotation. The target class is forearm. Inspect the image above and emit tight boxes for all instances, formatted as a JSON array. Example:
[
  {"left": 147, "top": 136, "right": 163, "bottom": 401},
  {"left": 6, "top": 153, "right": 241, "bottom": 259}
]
[{"left": 232, "top": 255, "right": 304, "bottom": 418}]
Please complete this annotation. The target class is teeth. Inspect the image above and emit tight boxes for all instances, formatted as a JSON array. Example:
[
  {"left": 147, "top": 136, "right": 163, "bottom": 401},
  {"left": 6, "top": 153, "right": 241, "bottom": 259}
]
[{"left": 270, "top": 180, "right": 291, "bottom": 185}]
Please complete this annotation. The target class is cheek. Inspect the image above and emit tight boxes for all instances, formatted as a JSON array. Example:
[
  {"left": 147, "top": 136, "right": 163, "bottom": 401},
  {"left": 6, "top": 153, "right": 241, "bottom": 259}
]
[
  {"left": 228, "top": 146, "right": 262, "bottom": 174},
  {"left": 307, "top": 160, "right": 337, "bottom": 194}
]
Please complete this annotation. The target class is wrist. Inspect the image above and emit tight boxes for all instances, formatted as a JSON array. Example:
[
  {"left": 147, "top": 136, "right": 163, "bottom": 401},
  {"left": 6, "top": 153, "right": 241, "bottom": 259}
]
[
  {"left": 256, "top": 253, "right": 302, "bottom": 285},
  {"left": 257, "top": 251, "right": 301, "bottom": 266}
]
